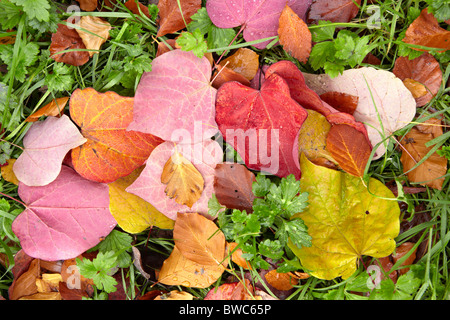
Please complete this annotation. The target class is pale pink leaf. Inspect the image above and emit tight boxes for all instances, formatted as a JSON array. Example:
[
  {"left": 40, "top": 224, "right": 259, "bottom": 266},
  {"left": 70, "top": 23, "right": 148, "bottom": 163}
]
[
  {"left": 126, "top": 140, "right": 223, "bottom": 220},
  {"left": 12, "top": 166, "right": 116, "bottom": 261},
  {"left": 127, "top": 50, "right": 218, "bottom": 144},
  {"left": 13, "top": 115, "right": 87, "bottom": 186},
  {"left": 206, "top": 0, "right": 312, "bottom": 49}
]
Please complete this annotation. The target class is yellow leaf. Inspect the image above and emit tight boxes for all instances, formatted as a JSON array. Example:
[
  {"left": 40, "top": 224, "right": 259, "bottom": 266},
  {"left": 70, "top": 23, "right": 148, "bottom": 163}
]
[
  {"left": 158, "top": 246, "right": 225, "bottom": 288},
  {"left": 75, "top": 16, "right": 111, "bottom": 57},
  {"left": 154, "top": 290, "right": 194, "bottom": 300},
  {"left": 1, "top": 159, "right": 19, "bottom": 185},
  {"left": 108, "top": 166, "right": 174, "bottom": 233},
  {"left": 290, "top": 154, "right": 400, "bottom": 280},
  {"left": 161, "top": 150, "right": 204, "bottom": 208}
]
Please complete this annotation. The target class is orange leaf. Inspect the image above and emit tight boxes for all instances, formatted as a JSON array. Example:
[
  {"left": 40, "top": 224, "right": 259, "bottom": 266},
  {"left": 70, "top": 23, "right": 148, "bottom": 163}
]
[
  {"left": 69, "top": 88, "right": 163, "bottom": 183},
  {"left": 124, "top": 0, "right": 152, "bottom": 18},
  {"left": 278, "top": 4, "right": 311, "bottom": 63},
  {"left": 319, "top": 92, "right": 358, "bottom": 115},
  {"left": 264, "top": 269, "right": 298, "bottom": 291},
  {"left": 403, "top": 8, "right": 450, "bottom": 52},
  {"left": 399, "top": 118, "right": 447, "bottom": 190},
  {"left": 211, "top": 65, "right": 250, "bottom": 89},
  {"left": 220, "top": 48, "right": 260, "bottom": 81},
  {"left": 326, "top": 124, "right": 372, "bottom": 177},
  {"left": 228, "top": 243, "right": 252, "bottom": 270},
  {"left": 156, "top": 0, "right": 201, "bottom": 37},
  {"left": 392, "top": 242, "right": 417, "bottom": 275},
  {"left": 75, "top": 16, "right": 111, "bottom": 57},
  {"left": 392, "top": 53, "right": 443, "bottom": 106},
  {"left": 25, "top": 97, "right": 69, "bottom": 122},
  {"left": 76, "top": 0, "right": 97, "bottom": 11}
]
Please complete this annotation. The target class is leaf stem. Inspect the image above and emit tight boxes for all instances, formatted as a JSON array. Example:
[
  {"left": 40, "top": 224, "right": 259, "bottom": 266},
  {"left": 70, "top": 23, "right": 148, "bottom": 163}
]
[{"left": 0, "top": 191, "right": 26, "bottom": 208}]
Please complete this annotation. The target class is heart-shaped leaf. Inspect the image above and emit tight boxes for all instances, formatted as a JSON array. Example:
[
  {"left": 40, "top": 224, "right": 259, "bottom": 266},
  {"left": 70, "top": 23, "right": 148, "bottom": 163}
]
[{"left": 12, "top": 166, "right": 116, "bottom": 261}]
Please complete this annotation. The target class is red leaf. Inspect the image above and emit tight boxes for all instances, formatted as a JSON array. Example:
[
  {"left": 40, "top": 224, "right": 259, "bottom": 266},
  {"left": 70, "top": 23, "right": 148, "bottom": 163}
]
[
  {"left": 215, "top": 72, "right": 308, "bottom": 179},
  {"left": 307, "top": 0, "right": 362, "bottom": 24},
  {"left": 156, "top": 0, "right": 201, "bottom": 37},
  {"left": 319, "top": 91, "right": 358, "bottom": 115}
]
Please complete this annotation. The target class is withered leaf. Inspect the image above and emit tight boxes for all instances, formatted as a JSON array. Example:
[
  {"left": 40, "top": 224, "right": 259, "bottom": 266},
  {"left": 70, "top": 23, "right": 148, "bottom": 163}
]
[
  {"left": 157, "top": 0, "right": 201, "bottom": 37},
  {"left": 307, "top": 0, "right": 362, "bottom": 24},
  {"left": 75, "top": 16, "right": 111, "bottom": 57},
  {"left": 25, "top": 97, "right": 69, "bottom": 122},
  {"left": 50, "top": 23, "right": 90, "bottom": 66}
]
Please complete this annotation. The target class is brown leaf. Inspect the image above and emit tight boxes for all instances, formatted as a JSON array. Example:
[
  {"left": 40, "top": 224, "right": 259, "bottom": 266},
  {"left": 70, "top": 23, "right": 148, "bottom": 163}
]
[
  {"left": 156, "top": 39, "right": 178, "bottom": 57},
  {"left": 399, "top": 118, "right": 447, "bottom": 190},
  {"left": 211, "top": 65, "right": 250, "bottom": 89},
  {"left": 213, "top": 163, "right": 256, "bottom": 212},
  {"left": 25, "top": 97, "right": 69, "bottom": 122},
  {"left": 392, "top": 242, "right": 417, "bottom": 275},
  {"left": 154, "top": 290, "right": 194, "bottom": 300},
  {"left": 392, "top": 53, "right": 443, "bottom": 106},
  {"left": 278, "top": 4, "right": 311, "bottom": 63},
  {"left": 403, "top": 8, "right": 450, "bottom": 52},
  {"left": 1, "top": 158, "right": 19, "bottom": 185},
  {"left": 75, "top": 16, "right": 111, "bottom": 57},
  {"left": 228, "top": 242, "right": 252, "bottom": 270},
  {"left": 49, "top": 23, "right": 90, "bottom": 66},
  {"left": 9, "top": 259, "right": 40, "bottom": 300},
  {"left": 307, "top": 0, "right": 362, "bottom": 24},
  {"left": 156, "top": 0, "right": 201, "bottom": 37},
  {"left": 173, "top": 212, "right": 226, "bottom": 266},
  {"left": 319, "top": 92, "right": 358, "bottom": 115},
  {"left": 161, "top": 150, "right": 205, "bottom": 208},
  {"left": 326, "top": 124, "right": 372, "bottom": 177},
  {"left": 220, "top": 48, "right": 260, "bottom": 81},
  {"left": 19, "top": 292, "right": 62, "bottom": 300},
  {"left": 76, "top": 0, "right": 98, "bottom": 11},
  {"left": 124, "top": 0, "right": 152, "bottom": 18}
]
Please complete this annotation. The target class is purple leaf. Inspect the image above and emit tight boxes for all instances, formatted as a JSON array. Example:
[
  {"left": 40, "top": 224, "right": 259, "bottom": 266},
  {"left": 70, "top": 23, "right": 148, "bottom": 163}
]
[
  {"left": 12, "top": 166, "right": 117, "bottom": 261},
  {"left": 206, "top": 0, "right": 312, "bottom": 49}
]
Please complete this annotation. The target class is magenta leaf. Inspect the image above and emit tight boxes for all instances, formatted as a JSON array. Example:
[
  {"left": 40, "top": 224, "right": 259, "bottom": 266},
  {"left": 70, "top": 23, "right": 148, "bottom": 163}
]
[
  {"left": 126, "top": 140, "right": 223, "bottom": 220},
  {"left": 206, "top": 0, "right": 312, "bottom": 49},
  {"left": 13, "top": 115, "right": 87, "bottom": 187},
  {"left": 12, "top": 166, "right": 117, "bottom": 261},
  {"left": 127, "top": 49, "right": 218, "bottom": 144}
]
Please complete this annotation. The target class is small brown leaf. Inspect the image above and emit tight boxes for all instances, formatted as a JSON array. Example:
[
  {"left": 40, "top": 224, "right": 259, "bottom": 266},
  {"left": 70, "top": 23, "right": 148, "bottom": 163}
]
[
  {"left": 9, "top": 259, "right": 40, "bottom": 300},
  {"left": 403, "top": 78, "right": 428, "bottom": 99},
  {"left": 220, "top": 48, "right": 260, "bottom": 81},
  {"left": 49, "top": 23, "right": 90, "bottom": 66},
  {"left": 25, "top": 97, "right": 69, "bottom": 122},
  {"left": 392, "top": 242, "right": 417, "bottom": 275},
  {"left": 319, "top": 92, "right": 358, "bottom": 115},
  {"left": 76, "top": 0, "right": 97, "bottom": 11},
  {"left": 75, "top": 16, "right": 111, "bottom": 57},
  {"left": 307, "top": 0, "right": 362, "bottom": 24},
  {"left": 213, "top": 163, "right": 256, "bottom": 212},
  {"left": 403, "top": 8, "right": 450, "bottom": 52},
  {"left": 1, "top": 158, "right": 19, "bottom": 185},
  {"left": 124, "top": 0, "right": 152, "bottom": 18},
  {"left": 264, "top": 269, "right": 298, "bottom": 291},
  {"left": 156, "top": 0, "right": 201, "bottom": 37},
  {"left": 161, "top": 150, "right": 205, "bottom": 208},
  {"left": 228, "top": 242, "right": 252, "bottom": 270},
  {"left": 19, "top": 292, "right": 62, "bottom": 300},
  {"left": 154, "top": 290, "right": 194, "bottom": 300},
  {"left": 399, "top": 118, "right": 447, "bottom": 190},
  {"left": 211, "top": 65, "right": 250, "bottom": 89},
  {"left": 278, "top": 4, "right": 311, "bottom": 63}
]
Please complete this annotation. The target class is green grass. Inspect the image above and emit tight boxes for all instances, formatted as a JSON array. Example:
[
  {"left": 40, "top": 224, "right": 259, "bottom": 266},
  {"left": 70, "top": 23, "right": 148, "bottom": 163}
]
[{"left": 0, "top": 0, "right": 449, "bottom": 300}]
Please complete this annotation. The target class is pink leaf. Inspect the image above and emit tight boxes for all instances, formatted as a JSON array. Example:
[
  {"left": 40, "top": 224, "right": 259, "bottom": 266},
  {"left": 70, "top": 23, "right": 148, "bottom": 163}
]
[
  {"left": 13, "top": 115, "right": 87, "bottom": 187},
  {"left": 127, "top": 50, "right": 218, "bottom": 144},
  {"left": 12, "top": 166, "right": 116, "bottom": 261},
  {"left": 126, "top": 140, "right": 223, "bottom": 220},
  {"left": 206, "top": 0, "right": 312, "bottom": 49}
]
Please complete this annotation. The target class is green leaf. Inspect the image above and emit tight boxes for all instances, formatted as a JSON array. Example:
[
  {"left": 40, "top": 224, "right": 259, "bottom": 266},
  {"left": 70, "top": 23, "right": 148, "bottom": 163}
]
[
  {"left": 259, "top": 239, "right": 284, "bottom": 260},
  {"left": 45, "top": 63, "right": 74, "bottom": 92},
  {"left": 10, "top": 0, "right": 50, "bottom": 22},
  {"left": 207, "top": 25, "right": 235, "bottom": 55},
  {"left": 97, "top": 230, "right": 133, "bottom": 268},
  {"left": 77, "top": 251, "right": 118, "bottom": 293},
  {"left": 437, "top": 146, "right": 450, "bottom": 159},
  {"left": 309, "top": 41, "right": 336, "bottom": 71},
  {"left": 188, "top": 7, "right": 212, "bottom": 35},
  {"left": 208, "top": 193, "right": 226, "bottom": 217},
  {"left": 176, "top": 29, "right": 208, "bottom": 58},
  {"left": 0, "top": 0, "right": 22, "bottom": 29},
  {"left": 426, "top": 0, "right": 450, "bottom": 21},
  {"left": 252, "top": 174, "right": 272, "bottom": 198},
  {"left": 311, "top": 21, "right": 336, "bottom": 42}
]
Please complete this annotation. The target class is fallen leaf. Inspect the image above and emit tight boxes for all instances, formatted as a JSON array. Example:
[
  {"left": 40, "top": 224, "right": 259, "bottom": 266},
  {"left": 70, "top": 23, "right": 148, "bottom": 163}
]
[
  {"left": 25, "top": 97, "right": 69, "bottom": 122},
  {"left": 108, "top": 166, "right": 174, "bottom": 234},
  {"left": 392, "top": 53, "right": 443, "bottom": 107},
  {"left": 228, "top": 242, "right": 252, "bottom": 270},
  {"left": 60, "top": 254, "right": 95, "bottom": 296},
  {"left": 204, "top": 280, "right": 254, "bottom": 300},
  {"left": 19, "top": 292, "right": 62, "bottom": 300},
  {"left": 297, "top": 110, "right": 337, "bottom": 167},
  {"left": 156, "top": 0, "right": 201, "bottom": 37},
  {"left": 215, "top": 72, "right": 308, "bottom": 179},
  {"left": 154, "top": 290, "right": 194, "bottom": 300},
  {"left": 158, "top": 246, "right": 225, "bottom": 288},
  {"left": 220, "top": 48, "right": 260, "bottom": 81},
  {"left": 1, "top": 158, "right": 19, "bottom": 185},
  {"left": 307, "top": 0, "right": 362, "bottom": 24},
  {"left": 13, "top": 115, "right": 87, "bottom": 187},
  {"left": 278, "top": 4, "right": 312, "bottom": 63},
  {"left": 319, "top": 92, "right": 358, "bottom": 115},
  {"left": 213, "top": 163, "right": 256, "bottom": 212},
  {"left": 211, "top": 64, "right": 250, "bottom": 89},
  {"left": 289, "top": 154, "right": 400, "bottom": 280},
  {"left": 76, "top": 0, "right": 97, "bottom": 11},
  {"left": 403, "top": 8, "right": 450, "bottom": 52},
  {"left": 75, "top": 16, "right": 111, "bottom": 57},
  {"left": 124, "top": 0, "right": 152, "bottom": 18},
  {"left": 12, "top": 166, "right": 116, "bottom": 261},
  {"left": 156, "top": 39, "right": 178, "bottom": 57},
  {"left": 326, "top": 123, "right": 372, "bottom": 177},
  {"left": 161, "top": 149, "right": 205, "bottom": 208},
  {"left": 392, "top": 242, "right": 417, "bottom": 275},
  {"left": 9, "top": 259, "right": 40, "bottom": 300},
  {"left": 206, "top": 0, "right": 312, "bottom": 49},
  {"left": 303, "top": 67, "right": 417, "bottom": 159},
  {"left": 49, "top": 23, "right": 90, "bottom": 67},
  {"left": 265, "top": 60, "right": 333, "bottom": 115},
  {"left": 127, "top": 49, "right": 218, "bottom": 144},
  {"left": 399, "top": 118, "right": 447, "bottom": 190},
  {"left": 264, "top": 269, "right": 298, "bottom": 291},
  {"left": 126, "top": 140, "right": 223, "bottom": 220},
  {"left": 70, "top": 87, "right": 163, "bottom": 183}
]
